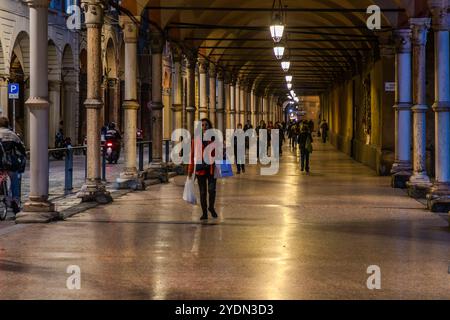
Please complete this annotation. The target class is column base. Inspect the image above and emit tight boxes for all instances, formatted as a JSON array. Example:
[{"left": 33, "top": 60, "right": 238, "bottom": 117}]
[
  {"left": 391, "top": 171, "right": 412, "bottom": 189},
  {"left": 146, "top": 163, "right": 169, "bottom": 183},
  {"left": 406, "top": 174, "right": 432, "bottom": 198},
  {"left": 76, "top": 181, "right": 113, "bottom": 204},
  {"left": 16, "top": 200, "right": 59, "bottom": 224},
  {"left": 426, "top": 182, "right": 450, "bottom": 213},
  {"left": 115, "top": 169, "right": 145, "bottom": 191}
]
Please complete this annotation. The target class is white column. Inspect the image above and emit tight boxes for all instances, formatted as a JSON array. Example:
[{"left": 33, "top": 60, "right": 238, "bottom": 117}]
[
  {"left": 17, "top": 0, "right": 58, "bottom": 222},
  {"left": 216, "top": 69, "right": 224, "bottom": 132},
  {"left": 391, "top": 29, "right": 413, "bottom": 188},
  {"left": 427, "top": 0, "right": 450, "bottom": 212},
  {"left": 198, "top": 59, "right": 208, "bottom": 119},
  {"left": 48, "top": 80, "right": 61, "bottom": 148},
  {"left": 117, "top": 16, "right": 141, "bottom": 186},
  {"left": 407, "top": 18, "right": 432, "bottom": 197},
  {"left": 209, "top": 65, "right": 216, "bottom": 126},
  {"left": 224, "top": 74, "right": 231, "bottom": 129},
  {"left": 235, "top": 80, "right": 240, "bottom": 126}
]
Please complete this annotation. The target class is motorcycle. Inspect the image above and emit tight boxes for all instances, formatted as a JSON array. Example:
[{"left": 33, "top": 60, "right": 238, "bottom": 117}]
[
  {"left": 136, "top": 129, "right": 143, "bottom": 142},
  {"left": 51, "top": 134, "right": 71, "bottom": 160},
  {"left": 104, "top": 136, "right": 121, "bottom": 164}
]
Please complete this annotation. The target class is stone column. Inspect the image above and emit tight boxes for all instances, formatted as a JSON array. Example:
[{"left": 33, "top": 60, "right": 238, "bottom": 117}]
[
  {"left": 150, "top": 32, "right": 164, "bottom": 166},
  {"left": 250, "top": 88, "right": 256, "bottom": 126},
  {"left": 209, "top": 65, "right": 216, "bottom": 126},
  {"left": 407, "top": 18, "right": 433, "bottom": 198},
  {"left": 390, "top": 29, "right": 413, "bottom": 188},
  {"left": 48, "top": 80, "right": 61, "bottom": 148},
  {"left": 75, "top": 0, "right": 111, "bottom": 203},
  {"left": 172, "top": 48, "right": 183, "bottom": 131},
  {"left": 224, "top": 74, "right": 231, "bottom": 129},
  {"left": 216, "top": 69, "right": 224, "bottom": 132},
  {"left": 0, "top": 77, "right": 8, "bottom": 117},
  {"left": 198, "top": 59, "right": 208, "bottom": 119},
  {"left": 427, "top": 0, "right": 450, "bottom": 212},
  {"left": 230, "top": 77, "right": 236, "bottom": 129},
  {"left": 239, "top": 82, "right": 245, "bottom": 125},
  {"left": 17, "top": 0, "right": 58, "bottom": 222},
  {"left": 116, "top": 16, "right": 143, "bottom": 189},
  {"left": 185, "top": 55, "right": 196, "bottom": 135},
  {"left": 63, "top": 80, "right": 78, "bottom": 141}
]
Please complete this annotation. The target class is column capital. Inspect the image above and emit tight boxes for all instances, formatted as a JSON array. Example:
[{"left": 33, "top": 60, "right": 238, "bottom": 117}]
[
  {"left": 428, "top": 0, "right": 450, "bottom": 30},
  {"left": 48, "top": 79, "right": 62, "bottom": 91},
  {"left": 410, "top": 18, "right": 431, "bottom": 47},
  {"left": 172, "top": 45, "right": 183, "bottom": 63},
  {"left": 184, "top": 53, "right": 197, "bottom": 69},
  {"left": 119, "top": 16, "right": 140, "bottom": 43},
  {"left": 198, "top": 59, "right": 208, "bottom": 74},
  {"left": 217, "top": 68, "right": 224, "bottom": 81},
  {"left": 24, "top": 0, "right": 50, "bottom": 8},
  {"left": 81, "top": 0, "right": 105, "bottom": 27},
  {"left": 150, "top": 32, "right": 165, "bottom": 54},
  {"left": 393, "top": 29, "right": 413, "bottom": 53},
  {"left": 209, "top": 64, "right": 216, "bottom": 78}
]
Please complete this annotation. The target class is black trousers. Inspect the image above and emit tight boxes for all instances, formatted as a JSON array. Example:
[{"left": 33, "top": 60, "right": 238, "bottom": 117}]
[
  {"left": 300, "top": 148, "right": 310, "bottom": 172},
  {"left": 196, "top": 174, "right": 217, "bottom": 215}
]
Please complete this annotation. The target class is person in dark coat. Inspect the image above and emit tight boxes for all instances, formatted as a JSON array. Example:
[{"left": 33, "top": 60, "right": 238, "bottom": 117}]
[{"left": 298, "top": 121, "right": 313, "bottom": 174}]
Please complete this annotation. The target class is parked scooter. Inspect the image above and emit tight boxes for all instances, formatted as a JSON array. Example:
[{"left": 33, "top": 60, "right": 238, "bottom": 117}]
[
  {"left": 51, "top": 130, "right": 71, "bottom": 160},
  {"left": 104, "top": 135, "right": 120, "bottom": 164}
]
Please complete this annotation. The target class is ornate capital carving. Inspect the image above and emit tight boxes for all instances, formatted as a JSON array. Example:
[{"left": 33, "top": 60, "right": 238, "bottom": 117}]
[
  {"left": 81, "top": 0, "right": 105, "bottom": 27},
  {"left": 119, "top": 16, "right": 140, "bottom": 44},
  {"left": 198, "top": 59, "right": 208, "bottom": 74},
  {"left": 410, "top": 18, "right": 431, "bottom": 47},
  {"left": 150, "top": 32, "right": 165, "bottom": 54},
  {"left": 217, "top": 68, "right": 224, "bottom": 81},
  {"left": 428, "top": 0, "right": 450, "bottom": 31},
  {"left": 172, "top": 45, "right": 183, "bottom": 63},
  {"left": 209, "top": 64, "right": 216, "bottom": 78},
  {"left": 393, "top": 29, "right": 413, "bottom": 54}
]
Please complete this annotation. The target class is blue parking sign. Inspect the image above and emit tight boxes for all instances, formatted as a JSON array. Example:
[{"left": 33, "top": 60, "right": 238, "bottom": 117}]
[{"left": 8, "top": 83, "right": 19, "bottom": 99}]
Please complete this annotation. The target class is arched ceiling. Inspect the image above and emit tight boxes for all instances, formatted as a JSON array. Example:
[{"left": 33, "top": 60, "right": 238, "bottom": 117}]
[{"left": 121, "top": 0, "right": 424, "bottom": 98}]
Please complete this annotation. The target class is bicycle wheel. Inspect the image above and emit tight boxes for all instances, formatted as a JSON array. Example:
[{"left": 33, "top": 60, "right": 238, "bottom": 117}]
[{"left": 0, "top": 181, "right": 7, "bottom": 221}]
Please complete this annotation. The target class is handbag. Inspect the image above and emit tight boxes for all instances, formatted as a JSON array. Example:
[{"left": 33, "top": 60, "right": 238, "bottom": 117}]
[
  {"left": 214, "top": 160, "right": 234, "bottom": 179},
  {"left": 182, "top": 176, "right": 197, "bottom": 205}
]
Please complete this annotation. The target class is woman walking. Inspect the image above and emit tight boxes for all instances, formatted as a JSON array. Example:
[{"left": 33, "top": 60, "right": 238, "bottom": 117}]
[
  {"left": 188, "top": 118, "right": 219, "bottom": 220},
  {"left": 298, "top": 121, "right": 313, "bottom": 174}
]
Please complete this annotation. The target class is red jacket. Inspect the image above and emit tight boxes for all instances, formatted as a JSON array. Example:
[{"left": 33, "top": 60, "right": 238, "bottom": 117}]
[{"left": 188, "top": 137, "right": 216, "bottom": 176}]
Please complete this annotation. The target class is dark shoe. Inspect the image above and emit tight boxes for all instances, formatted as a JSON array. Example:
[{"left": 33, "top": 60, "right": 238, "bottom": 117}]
[
  {"left": 242, "top": 168, "right": 245, "bottom": 173},
  {"left": 11, "top": 201, "right": 20, "bottom": 214},
  {"left": 200, "top": 214, "right": 208, "bottom": 220},
  {"left": 301, "top": 167, "right": 304, "bottom": 172},
  {"left": 237, "top": 171, "right": 241, "bottom": 174},
  {"left": 209, "top": 208, "right": 218, "bottom": 218}
]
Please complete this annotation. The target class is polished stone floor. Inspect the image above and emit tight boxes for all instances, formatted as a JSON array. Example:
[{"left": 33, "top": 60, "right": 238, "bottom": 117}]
[{"left": 0, "top": 142, "right": 449, "bottom": 299}]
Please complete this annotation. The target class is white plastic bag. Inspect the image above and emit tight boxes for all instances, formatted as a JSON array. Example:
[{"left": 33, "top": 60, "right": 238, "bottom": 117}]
[{"left": 183, "top": 176, "right": 197, "bottom": 205}]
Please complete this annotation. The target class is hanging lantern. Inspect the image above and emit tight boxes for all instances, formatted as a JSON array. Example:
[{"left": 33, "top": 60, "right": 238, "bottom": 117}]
[
  {"left": 285, "top": 75, "right": 292, "bottom": 83},
  {"left": 273, "top": 46, "right": 285, "bottom": 60},
  {"left": 270, "top": 0, "right": 285, "bottom": 43},
  {"left": 287, "top": 83, "right": 292, "bottom": 90},
  {"left": 281, "top": 60, "right": 290, "bottom": 72}
]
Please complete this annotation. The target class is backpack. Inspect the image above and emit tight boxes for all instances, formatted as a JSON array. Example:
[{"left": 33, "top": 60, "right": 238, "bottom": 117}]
[{"left": 0, "top": 140, "right": 26, "bottom": 173}]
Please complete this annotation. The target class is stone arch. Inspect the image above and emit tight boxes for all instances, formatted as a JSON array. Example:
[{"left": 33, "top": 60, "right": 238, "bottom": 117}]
[
  {"left": 61, "top": 44, "right": 78, "bottom": 144},
  {"left": 0, "top": 38, "right": 5, "bottom": 76},
  {"left": 48, "top": 40, "right": 62, "bottom": 147},
  {"left": 9, "top": 31, "right": 30, "bottom": 143},
  {"left": 78, "top": 48, "right": 87, "bottom": 144},
  {"left": 104, "top": 38, "right": 120, "bottom": 128}
]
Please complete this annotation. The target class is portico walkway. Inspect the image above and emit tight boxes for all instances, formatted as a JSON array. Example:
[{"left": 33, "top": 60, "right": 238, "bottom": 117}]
[{"left": 0, "top": 142, "right": 449, "bottom": 299}]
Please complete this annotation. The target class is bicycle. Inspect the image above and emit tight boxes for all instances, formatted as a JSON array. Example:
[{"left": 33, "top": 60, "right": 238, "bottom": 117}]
[{"left": 0, "top": 171, "right": 13, "bottom": 221}]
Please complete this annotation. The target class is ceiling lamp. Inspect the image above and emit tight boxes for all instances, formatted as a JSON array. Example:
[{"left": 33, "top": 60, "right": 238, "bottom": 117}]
[
  {"left": 294, "top": 97, "right": 299, "bottom": 102},
  {"left": 287, "top": 83, "right": 292, "bottom": 90},
  {"left": 290, "top": 90, "right": 296, "bottom": 97},
  {"left": 285, "top": 75, "right": 292, "bottom": 83},
  {"left": 281, "top": 60, "right": 290, "bottom": 72},
  {"left": 270, "top": 0, "right": 285, "bottom": 43},
  {"left": 273, "top": 46, "right": 285, "bottom": 60}
]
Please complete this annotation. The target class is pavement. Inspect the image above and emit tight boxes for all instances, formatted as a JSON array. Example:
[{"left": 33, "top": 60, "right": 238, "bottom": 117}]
[{"left": 0, "top": 141, "right": 449, "bottom": 299}]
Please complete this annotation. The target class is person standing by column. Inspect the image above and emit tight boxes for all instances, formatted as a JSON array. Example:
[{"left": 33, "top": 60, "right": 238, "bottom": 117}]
[
  {"left": 298, "top": 121, "right": 313, "bottom": 174},
  {"left": 188, "top": 118, "right": 218, "bottom": 220}
]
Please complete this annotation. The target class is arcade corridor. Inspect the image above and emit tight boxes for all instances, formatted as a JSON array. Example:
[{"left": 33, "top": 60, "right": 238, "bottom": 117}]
[{"left": 0, "top": 143, "right": 449, "bottom": 299}]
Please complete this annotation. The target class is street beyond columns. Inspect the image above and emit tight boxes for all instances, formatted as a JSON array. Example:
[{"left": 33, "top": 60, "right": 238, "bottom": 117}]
[{"left": 0, "top": 143, "right": 449, "bottom": 300}]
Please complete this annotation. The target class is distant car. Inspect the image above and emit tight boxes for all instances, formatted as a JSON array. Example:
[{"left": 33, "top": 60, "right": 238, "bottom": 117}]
[{"left": 137, "top": 129, "right": 143, "bottom": 142}]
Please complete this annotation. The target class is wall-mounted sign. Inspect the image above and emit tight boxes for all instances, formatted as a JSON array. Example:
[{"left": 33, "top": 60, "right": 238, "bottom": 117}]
[{"left": 385, "top": 82, "right": 395, "bottom": 92}]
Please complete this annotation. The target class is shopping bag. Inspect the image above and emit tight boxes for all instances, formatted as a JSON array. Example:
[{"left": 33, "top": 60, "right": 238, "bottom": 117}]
[
  {"left": 214, "top": 160, "right": 234, "bottom": 179},
  {"left": 182, "top": 176, "right": 197, "bottom": 205}
]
